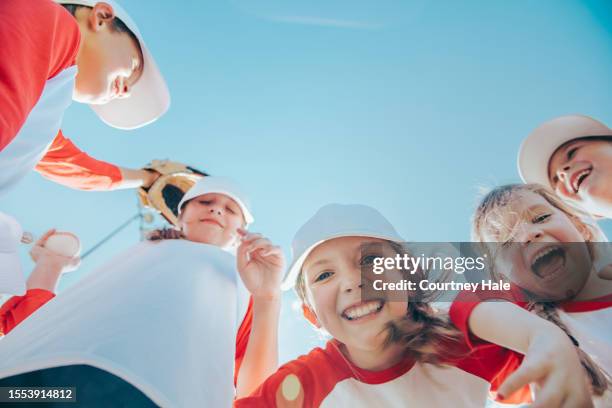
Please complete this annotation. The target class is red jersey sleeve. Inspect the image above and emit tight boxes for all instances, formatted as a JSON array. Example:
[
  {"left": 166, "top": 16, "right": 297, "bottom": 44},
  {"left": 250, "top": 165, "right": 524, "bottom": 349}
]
[
  {"left": 234, "top": 296, "right": 253, "bottom": 386},
  {"left": 234, "top": 363, "right": 316, "bottom": 408},
  {"left": 235, "top": 344, "right": 347, "bottom": 408},
  {"left": 0, "top": 0, "right": 80, "bottom": 151},
  {"left": 35, "top": 130, "right": 123, "bottom": 191},
  {"left": 450, "top": 290, "right": 532, "bottom": 404},
  {"left": 0, "top": 289, "right": 55, "bottom": 336}
]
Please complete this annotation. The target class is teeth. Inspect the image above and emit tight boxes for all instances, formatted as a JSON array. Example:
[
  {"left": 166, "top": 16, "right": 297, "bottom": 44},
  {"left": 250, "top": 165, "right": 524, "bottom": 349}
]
[
  {"left": 531, "top": 246, "right": 559, "bottom": 267},
  {"left": 343, "top": 300, "right": 383, "bottom": 320},
  {"left": 572, "top": 169, "right": 591, "bottom": 193}
]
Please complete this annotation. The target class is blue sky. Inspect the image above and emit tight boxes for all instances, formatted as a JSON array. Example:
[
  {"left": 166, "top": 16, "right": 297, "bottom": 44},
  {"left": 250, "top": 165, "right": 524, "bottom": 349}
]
[{"left": 2, "top": 0, "right": 611, "bottom": 365}]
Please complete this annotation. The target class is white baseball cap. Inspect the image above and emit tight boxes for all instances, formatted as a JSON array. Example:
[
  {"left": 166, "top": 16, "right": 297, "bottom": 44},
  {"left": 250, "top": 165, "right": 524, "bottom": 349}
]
[
  {"left": 178, "top": 177, "right": 254, "bottom": 225},
  {"left": 0, "top": 212, "right": 26, "bottom": 296},
  {"left": 282, "top": 204, "right": 404, "bottom": 291},
  {"left": 55, "top": 0, "right": 170, "bottom": 129},
  {"left": 518, "top": 114, "right": 612, "bottom": 187}
]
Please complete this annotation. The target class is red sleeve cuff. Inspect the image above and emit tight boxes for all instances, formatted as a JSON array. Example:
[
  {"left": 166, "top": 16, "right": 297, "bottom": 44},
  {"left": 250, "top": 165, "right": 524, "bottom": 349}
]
[{"left": 450, "top": 289, "right": 518, "bottom": 349}]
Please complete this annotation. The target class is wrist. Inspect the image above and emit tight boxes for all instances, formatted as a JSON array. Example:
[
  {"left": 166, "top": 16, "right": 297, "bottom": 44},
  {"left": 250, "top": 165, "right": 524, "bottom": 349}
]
[
  {"left": 253, "top": 292, "right": 282, "bottom": 303},
  {"left": 142, "top": 169, "right": 161, "bottom": 188}
]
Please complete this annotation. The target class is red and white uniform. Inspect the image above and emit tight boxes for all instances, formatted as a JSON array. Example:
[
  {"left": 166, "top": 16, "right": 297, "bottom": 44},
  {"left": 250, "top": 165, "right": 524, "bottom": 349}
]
[
  {"left": 235, "top": 337, "right": 520, "bottom": 408},
  {"left": 0, "top": 0, "right": 123, "bottom": 193},
  {"left": 0, "top": 290, "right": 55, "bottom": 337},
  {"left": 450, "top": 287, "right": 612, "bottom": 406}
]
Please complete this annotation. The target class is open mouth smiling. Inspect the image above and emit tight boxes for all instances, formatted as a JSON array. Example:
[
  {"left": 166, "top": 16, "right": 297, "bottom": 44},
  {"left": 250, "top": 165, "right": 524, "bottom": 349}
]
[
  {"left": 570, "top": 167, "right": 592, "bottom": 193},
  {"left": 341, "top": 299, "right": 384, "bottom": 321},
  {"left": 530, "top": 245, "right": 566, "bottom": 280}
]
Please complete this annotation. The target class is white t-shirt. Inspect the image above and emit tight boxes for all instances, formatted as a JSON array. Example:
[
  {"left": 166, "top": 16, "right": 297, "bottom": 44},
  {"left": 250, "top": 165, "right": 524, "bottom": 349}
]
[{"left": 0, "top": 240, "right": 250, "bottom": 407}]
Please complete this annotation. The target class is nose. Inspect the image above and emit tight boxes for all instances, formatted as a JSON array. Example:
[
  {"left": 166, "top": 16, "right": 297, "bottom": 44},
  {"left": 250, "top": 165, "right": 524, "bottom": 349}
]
[
  {"left": 518, "top": 225, "right": 543, "bottom": 245},
  {"left": 209, "top": 207, "right": 222, "bottom": 216},
  {"left": 556, "top": 163, "right": 572, "bottom": 183},
  {"left": 116, "top": 78, "right": 131, "bottom": 99},
  {"left": 340, "top": 268, "right": 363, "bottom": 293}
]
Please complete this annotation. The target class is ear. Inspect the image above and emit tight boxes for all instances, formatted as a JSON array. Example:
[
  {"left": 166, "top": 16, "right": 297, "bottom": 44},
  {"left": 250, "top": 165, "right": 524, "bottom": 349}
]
[
  {"left": 89, "top": 2, "right": 115, "bottom": 32},
  {"left": 301, "top": 304, "right": 321, "bottom": 328}
]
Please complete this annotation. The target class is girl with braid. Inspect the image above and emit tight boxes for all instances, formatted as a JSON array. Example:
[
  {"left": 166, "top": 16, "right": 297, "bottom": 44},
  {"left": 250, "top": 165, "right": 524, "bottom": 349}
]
[
  {"left": 235, "top": 204, "right": 592, "bottom": 408},
  {"left": 461, "top": 183, "right": 612, "bottom": 406}
]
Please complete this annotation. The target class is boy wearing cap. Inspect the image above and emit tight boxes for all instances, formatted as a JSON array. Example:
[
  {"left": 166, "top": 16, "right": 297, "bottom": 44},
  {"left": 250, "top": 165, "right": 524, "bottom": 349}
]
[
  {"left": 518, "top": 114, "right": 612, "bottom": 219},
  {"left": 0, "top": 0, "right": 170, "bottom": 193}
]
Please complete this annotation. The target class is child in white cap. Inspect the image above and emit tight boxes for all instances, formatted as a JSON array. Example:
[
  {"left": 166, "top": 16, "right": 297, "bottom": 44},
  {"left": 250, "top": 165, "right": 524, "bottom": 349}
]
[
  {"left": 235, "top": 204, "right": 593, "bottom": 407},
  {"left": 466, "top": 183, "right": 612, "bottom": 406},
  {"left": 518, "top": 114, "right": 612, "bottom": 219},
  {"left": 150, "top": 176, "right": 284, "bottom": 398},
  {"left": 0, "top": 176, "right": 282, "bottom": 405},
  {"left": 0, "top": 0, "right": 170, "bottom": 194}
]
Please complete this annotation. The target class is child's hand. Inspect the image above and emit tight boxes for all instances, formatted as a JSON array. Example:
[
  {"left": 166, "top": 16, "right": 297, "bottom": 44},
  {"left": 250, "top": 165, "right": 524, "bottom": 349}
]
[
  {"left": 29, "top": 229, "right": 80, "bottom": 273},
  {"left": 498, "top": 328, "right": 593, "bottom": 408},
  {"left": 236, "top": 228, "right": 284, "bottom": 299}
]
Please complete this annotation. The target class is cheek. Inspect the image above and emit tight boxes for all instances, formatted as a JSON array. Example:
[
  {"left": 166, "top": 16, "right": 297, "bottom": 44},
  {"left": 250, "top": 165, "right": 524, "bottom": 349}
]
[
  {"left": 387, "top": 301, "right": 407, "bottom": 319},
  {"left": 309, "top": 288, "right": 335, "bottom": 325},
  {"left": 495, "top": 252, "right": 527, "bottom": 282},
  {"left": 76, "top": 46, "right": 111, "bottom": 96}
]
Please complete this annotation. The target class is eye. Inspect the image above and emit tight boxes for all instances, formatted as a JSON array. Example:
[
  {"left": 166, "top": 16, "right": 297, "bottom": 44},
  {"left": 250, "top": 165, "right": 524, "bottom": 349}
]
[
  {"left": 532, "top": 214, "right": 551, "bottom": 224},
  {"left": 360, "top": 254, "right": 378, "bottom": 265},
  {"left": 567, "top": 146, "right": 579, "bottom": 160},
  {"left": 314, "top": 271, "right": 333, "bottom": 282},
  {"left": 226, "top": 206, "right": 236, "bottom": 214},
  {"left": 199, "top": 200, "right": 212, "bottom": 205}
]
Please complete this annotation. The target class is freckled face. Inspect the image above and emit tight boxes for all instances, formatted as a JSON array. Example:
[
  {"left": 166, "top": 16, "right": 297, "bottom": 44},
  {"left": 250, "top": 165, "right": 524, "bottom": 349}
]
[
  {"left": 482, "top": 192, "right": 592, "bottom": 301},
  {"left": 302, "top": 237, "right": 408, "bottom": 351}
]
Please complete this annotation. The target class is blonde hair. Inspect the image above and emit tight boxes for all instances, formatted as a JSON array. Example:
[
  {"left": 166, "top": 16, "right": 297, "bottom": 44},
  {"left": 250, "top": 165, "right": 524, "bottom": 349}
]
[
  {"left": 472, "top": 183, "right": 611, "bottom": 395},
  {"left": 295, "top": 240, "right": 464, "bottom": 366}
]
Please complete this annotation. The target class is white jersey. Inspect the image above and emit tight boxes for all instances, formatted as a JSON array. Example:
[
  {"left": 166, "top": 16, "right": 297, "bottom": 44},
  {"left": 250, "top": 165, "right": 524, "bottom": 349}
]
[{"left": 0, "top": 240, "right": 249, "bottom": 407}]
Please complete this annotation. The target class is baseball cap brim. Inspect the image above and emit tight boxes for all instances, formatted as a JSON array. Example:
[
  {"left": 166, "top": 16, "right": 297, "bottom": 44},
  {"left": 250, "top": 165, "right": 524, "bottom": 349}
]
[
  {"left": 55, "top": 0, "right": 170, "bottom": 129},
  {"left": 518, "top": 114, "right": 612, "bottom": 187},
  {"left": 282, "top": 230, "right": 404, "bottom": 291},
  {"left": 178, "top": 177, "right": 254, "bottom": 225}
]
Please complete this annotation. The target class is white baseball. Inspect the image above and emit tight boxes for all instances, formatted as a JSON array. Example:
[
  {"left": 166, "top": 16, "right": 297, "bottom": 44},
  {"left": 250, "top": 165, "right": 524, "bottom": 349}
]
[{"left": 44, "top": 232, "right": 81, "bottom": 257}]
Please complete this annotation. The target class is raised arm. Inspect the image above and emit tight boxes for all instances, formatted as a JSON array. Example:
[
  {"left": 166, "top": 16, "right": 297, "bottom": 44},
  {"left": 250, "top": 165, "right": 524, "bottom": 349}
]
[
  {"left": 468, "top": 301, "right": 593, "bottom": 408},
  {"left": 35, "top": 130, "right": 158, "bottom": 190},
  {"left": 235, "top": 230, "right": 284, "bottom": 398}
]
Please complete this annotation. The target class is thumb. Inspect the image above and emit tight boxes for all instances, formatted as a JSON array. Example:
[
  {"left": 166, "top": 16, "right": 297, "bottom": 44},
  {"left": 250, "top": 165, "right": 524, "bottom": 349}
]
[{"left": 597, "top": 264, "right": 612, "bottom": 280}]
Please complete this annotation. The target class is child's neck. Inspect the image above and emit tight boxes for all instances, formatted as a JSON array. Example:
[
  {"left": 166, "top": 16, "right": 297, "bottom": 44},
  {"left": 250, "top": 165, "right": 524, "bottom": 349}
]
[
  {"left": 340, "top": 341, "right": 405, "bottom": 372},
  {"left": 573, "top": 266, "right": 612, "bottom": 301}
]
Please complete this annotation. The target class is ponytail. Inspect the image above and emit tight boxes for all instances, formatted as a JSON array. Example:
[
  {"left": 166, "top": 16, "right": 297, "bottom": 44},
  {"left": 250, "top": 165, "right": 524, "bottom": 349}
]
[
  {"left": 385, "top": 302, "right": 464, "bottom": 366},
  {"left": 146, "top": 228, "right": 185, "bottom": 242}
]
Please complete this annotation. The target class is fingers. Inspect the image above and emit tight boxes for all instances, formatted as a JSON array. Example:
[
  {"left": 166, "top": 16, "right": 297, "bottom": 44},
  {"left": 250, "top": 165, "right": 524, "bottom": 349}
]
[
  {"left": 597, "top": 264, "right": 612, "bottom": 280},
  {"left": 529, "top": 375, "right": 563, "bottom": 408},
  {"left": 498, "top": 359, "right": 547, "bottom": 400},
  {"left": 36, "top": 229, "right": 56, "bottom": 246}
]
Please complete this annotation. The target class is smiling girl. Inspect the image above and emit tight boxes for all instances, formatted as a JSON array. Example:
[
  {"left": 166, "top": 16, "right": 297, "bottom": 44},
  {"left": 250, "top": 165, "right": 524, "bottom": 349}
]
[
  {"left": 235, "top": 203, "right": 593, "bottom": 408},
  {"left": 466, "top": 183, "right": 612, "bottom": 405},
  {"left": 518, "top": 114, "right": 612, "bottom": 219}
]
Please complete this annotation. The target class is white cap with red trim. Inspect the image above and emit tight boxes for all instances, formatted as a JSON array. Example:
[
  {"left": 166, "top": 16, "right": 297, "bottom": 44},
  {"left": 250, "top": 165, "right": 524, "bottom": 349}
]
[
  {"left": 517, "top": 114, "right": 612, "bottom": 188},
  {"left": 55, "top": 0, "right": 170, "bottom": 129}
]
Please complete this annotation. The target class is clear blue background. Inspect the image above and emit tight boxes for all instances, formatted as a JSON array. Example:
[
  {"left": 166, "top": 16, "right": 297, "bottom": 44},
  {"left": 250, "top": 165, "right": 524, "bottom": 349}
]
[{"left": 2, "top": 0, "right": 611, "bottom": 369}]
